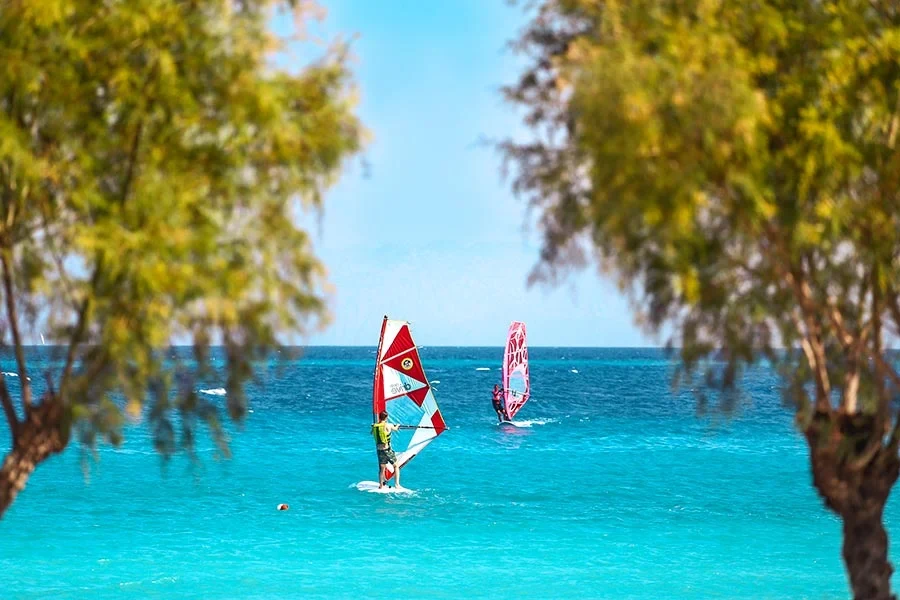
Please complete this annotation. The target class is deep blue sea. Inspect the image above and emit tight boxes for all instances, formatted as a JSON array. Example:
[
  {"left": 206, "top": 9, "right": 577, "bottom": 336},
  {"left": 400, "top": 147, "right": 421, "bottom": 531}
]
[{"left": 0, "top": 347, "right": 887, "bottom": 599}]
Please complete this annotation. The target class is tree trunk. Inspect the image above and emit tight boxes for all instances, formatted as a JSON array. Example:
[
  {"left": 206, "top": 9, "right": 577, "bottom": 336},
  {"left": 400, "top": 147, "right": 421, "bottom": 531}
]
[
  {"left": 844, "top": 508, "right": 895, "bottom": 600},
  {"left": 0, "top": 399, "right": 66, "bottom": 518},
  {"left": 806, "top": 410, "right": 900, "bottom": 600}
]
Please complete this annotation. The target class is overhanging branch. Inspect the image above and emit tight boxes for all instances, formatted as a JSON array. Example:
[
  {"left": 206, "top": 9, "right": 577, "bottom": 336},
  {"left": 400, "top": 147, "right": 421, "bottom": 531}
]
[
  {"left": 871, "top": 273, "right": 890, "bottom": 428},
  {"left": 887, "top": 289, "right": 900, "bottom": 340},
  {"left": 887, "top": 413, "right": 900, "bottom": 451},
  {"left": 39, "top": 204, "right": 78, "bottom": 310},
  {"left": 875, "top": 354, "right": 900, "bottom": 391},
  {"left": 60, "top": 298, "right": 90, "bottom": 397},
  {"left": 825, "top": 296, "right": 869, "bottom": 414},
  {"left": 784, "top": 268, "right": 833, "bottom": 408},
  {"left": 762, "top": 233, "right": 835, "bottom": 410},
  {"left": 0, "top": 375, "right": 17, "bottom": 445},
  {"left": 0, "top": 249, "right": 30, "bottom": 409},
  {"left": 59, "top": 87, "right": 149, "bottom": 397},
  {"left": 60, "top": 255, "right": 104, "bottom": 396},
  {"left": 879, "top": 290, "right": 900, "bottom": 392},
  {"left": 846, "top": 433, "right": 883, "bottom": 472}
]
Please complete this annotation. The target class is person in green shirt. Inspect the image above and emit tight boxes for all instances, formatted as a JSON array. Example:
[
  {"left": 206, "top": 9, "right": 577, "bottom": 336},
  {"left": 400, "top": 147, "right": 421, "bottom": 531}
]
[{"left": 372, "top": 410, "right": 401, "bottom": 488}]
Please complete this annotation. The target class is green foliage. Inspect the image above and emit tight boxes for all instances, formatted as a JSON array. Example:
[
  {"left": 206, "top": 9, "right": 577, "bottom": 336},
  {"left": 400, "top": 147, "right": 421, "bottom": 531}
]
[
  {"left": 0, "top": 0, "right": 363, "bottom": 458},
  {"left": 504, "top": 7, "right": 900, "bottom": 590},
  {"left": 503, "top": 0, "right": 900, "bottom": 418}
]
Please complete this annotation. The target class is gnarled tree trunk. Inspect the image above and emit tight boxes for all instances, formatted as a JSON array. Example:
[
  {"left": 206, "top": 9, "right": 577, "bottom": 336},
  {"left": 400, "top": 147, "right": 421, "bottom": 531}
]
[
  {"left": 0, "top": 398, "right": 66, "bottom": 518},
  {"left": 807, "top": 410, "right": 900, "bottom": 600},
  {"left": 844, "top": 507, "right": 895, "bottom": 600}
]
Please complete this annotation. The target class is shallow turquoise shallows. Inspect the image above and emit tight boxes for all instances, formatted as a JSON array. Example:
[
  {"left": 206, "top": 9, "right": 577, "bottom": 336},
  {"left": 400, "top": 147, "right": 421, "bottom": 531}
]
[{"left": 0, "top": 347, "right": 883, "bottom": 599}]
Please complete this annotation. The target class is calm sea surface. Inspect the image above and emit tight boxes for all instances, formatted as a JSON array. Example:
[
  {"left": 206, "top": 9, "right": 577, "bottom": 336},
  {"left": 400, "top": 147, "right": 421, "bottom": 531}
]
[{"left": 0, "top": 347, "right": 883, "bottom": 599}]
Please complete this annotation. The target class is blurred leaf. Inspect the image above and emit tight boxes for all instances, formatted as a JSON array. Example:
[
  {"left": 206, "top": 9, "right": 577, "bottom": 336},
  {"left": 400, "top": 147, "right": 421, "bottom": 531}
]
[{"left": 0, "top": 0, "right": 364, "bottom": 478}]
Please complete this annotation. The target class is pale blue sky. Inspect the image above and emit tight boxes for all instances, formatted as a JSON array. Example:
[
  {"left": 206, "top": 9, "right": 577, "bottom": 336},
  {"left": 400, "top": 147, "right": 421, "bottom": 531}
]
[{"left": 277, "top": 1, "right": 653, "bottom": 347}]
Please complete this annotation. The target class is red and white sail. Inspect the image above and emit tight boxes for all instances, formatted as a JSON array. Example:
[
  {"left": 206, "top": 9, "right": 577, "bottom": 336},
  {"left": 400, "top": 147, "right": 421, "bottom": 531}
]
[
  {"left": 502, "top": 321, "right": 530, "bottom": 419},
  {"left": 372, "top": 316, "right": 447, "bottom": 479}
]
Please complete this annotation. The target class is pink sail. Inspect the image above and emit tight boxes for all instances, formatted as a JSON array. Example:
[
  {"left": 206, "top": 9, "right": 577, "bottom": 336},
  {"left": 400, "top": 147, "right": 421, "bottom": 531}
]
[{"left": 502, "top": 321, "right": 530, "bottom": 419}]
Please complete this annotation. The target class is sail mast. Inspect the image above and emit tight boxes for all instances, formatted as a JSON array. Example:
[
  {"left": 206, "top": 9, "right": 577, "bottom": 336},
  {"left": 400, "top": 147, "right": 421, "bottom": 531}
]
[{"left": 372, "top": 315, "right": 388, "bottom": 420}]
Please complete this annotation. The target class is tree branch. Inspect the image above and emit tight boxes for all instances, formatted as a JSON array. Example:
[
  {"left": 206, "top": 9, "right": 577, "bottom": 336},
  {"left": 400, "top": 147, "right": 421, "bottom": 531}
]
[
  {"left": 887, "top": 413, "right": 900, "bottom": 452},
  {"left": 39, "top": 204, "right": 78, "bottom": 310},
  {"left": 844, "top": 365, "right": 861, "bottom": 414},
  {"left": 877, "top": 289, "right": 900, "bottom": 392},
  {"left": 60, "top": 298, "right": 91, "bottom": 398},
  {"left": 0, "top": 375, "right": 17, "bottom": 445},
  {"left": 887, "top": 76, "right": 900, "bottom": 149},
  {"left": 887, "top": 288, "right": 900, "bottom": 340},
  {"left": 60, "top": 91, "right": 149, "bottom": 396},
  {"left": 765, "top": 232, "right": 833, "bottom": 409},
  {"left": 874, "top": 353, "right": 900, "bottom": 393},
  {"left": 869, "top": 296, "right": 900, "bottom": 419},
  {"left": 870, "top": 268, "right": 890, "bottom": 428},
  {"left": 120, "top": 118, "right": 144, "bottom": 206},
  {"left": 60, "top": 252, "right": 108, "bottom": 398},
  {"left": 826, "top": 301, "right": 856, "bottom": 350},
  {"left": 823, "top": 281, "right": 870, "bottom": 414},
  {"left": 792, "top": 309, "right": 818, "bottom": 368},
  {"left": 788, "top": 271, "right": 832, "bottom": 407},
  {"left": 846, "top": 433, "right": 883, "bottom": 471},
  {"left": 59, "top": 96, "right": 149, "bottom": 397},
  {"left": 0, "top": 249, "right": 30, "bottom": 409}
]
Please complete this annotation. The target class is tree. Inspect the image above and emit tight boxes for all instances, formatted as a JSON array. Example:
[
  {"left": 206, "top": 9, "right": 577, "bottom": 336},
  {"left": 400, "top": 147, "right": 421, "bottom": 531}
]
[
  {"left": 0, "top": 0, "right": 363, "bottom": 518},
  {"left": 502, "top": 1, "right": 900, "bottom": 598}
]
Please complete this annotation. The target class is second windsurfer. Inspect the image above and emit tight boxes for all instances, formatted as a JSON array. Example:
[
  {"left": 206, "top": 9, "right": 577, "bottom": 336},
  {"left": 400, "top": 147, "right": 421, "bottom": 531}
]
[{"left": 491, "top": 384, "right": 507, "bottom": 422}]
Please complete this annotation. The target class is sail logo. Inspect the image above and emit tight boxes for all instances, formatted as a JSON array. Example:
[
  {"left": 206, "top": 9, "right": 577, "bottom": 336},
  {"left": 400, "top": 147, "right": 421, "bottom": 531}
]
[
  {"left": 389, "top": 381, "right": 412, "bottom": 396},
  {"left": 400, "top": 357, "right": 414, "bottom": 371}
]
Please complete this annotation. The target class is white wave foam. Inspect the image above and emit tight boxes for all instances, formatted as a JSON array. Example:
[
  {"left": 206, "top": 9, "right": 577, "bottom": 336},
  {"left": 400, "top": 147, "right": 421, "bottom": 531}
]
[
  {"left": 475, "top": 367, "right": 491, "bottom": 371},
  {"left": 3, "top": 372, "right": 31, "bottom": 380},
  {"left": 199, "top": 388, "right": 226, "bottom": 396},
  {"left": 430, "top": 380, "right": 440, "bottom": 384},
  {"left": 507, "top": 418, "right": 555, "bottom": 428},
  {"left": 110, "top": 449, "right": 154, "bottom": 456},
  {"left": 354, "top": 481, "right": 415, "bottom": 495},
  {"left": 318, "top": 447, "right": 356, "bottom": 454},
  {"left": 570, "top": 369, "right": 579, "bottom": 373}
]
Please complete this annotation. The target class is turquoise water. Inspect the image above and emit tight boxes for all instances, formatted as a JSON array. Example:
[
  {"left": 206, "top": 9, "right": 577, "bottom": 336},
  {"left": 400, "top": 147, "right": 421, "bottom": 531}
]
[{"left": 0, "top": 347, "right": 883, "bottom": 599}]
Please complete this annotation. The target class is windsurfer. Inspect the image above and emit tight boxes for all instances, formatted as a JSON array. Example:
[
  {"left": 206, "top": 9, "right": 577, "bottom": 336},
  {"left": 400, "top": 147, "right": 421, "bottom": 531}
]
[
  {"left": 372, "top": 410, "right": 401, "bottom": 488},
  {"left": 492, "top": 384, "right": 507, "bottom": 422}
]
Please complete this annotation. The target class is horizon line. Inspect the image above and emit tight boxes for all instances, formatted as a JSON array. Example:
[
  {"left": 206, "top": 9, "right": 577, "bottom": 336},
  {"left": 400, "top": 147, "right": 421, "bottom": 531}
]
[
  {"left": 13, "top": 344, "right": 666, "bottom": 349},
  {"left": 13, "top": 344, "right": 900, "bottom": 352}
]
